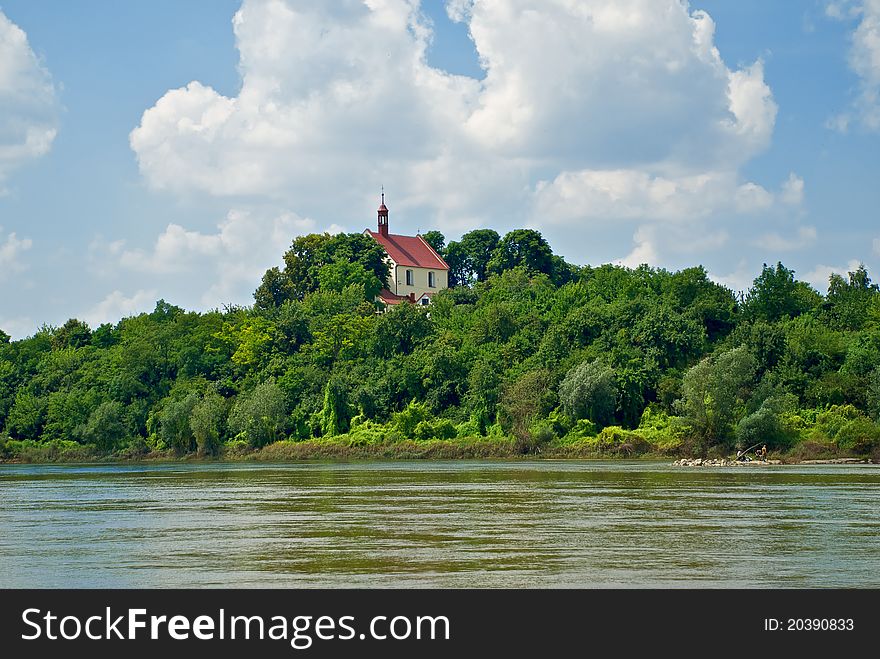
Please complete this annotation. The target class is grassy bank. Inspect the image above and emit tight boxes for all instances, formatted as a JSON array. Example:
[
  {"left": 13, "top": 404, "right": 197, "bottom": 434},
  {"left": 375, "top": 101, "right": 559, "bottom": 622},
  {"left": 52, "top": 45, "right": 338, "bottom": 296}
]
[{"left": 2, "top": 434, "right": 875, "bottom": 464}]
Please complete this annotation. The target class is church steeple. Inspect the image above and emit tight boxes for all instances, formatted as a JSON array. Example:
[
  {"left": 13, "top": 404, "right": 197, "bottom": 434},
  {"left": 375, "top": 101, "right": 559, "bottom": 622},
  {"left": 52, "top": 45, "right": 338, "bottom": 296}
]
[{"left": 377, "top": 187, "right": 389, "bottom": 237}]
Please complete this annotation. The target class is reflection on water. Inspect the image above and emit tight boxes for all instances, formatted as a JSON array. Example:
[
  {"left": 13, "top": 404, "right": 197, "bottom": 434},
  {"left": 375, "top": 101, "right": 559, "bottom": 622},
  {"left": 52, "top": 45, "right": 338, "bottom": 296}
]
[{"left": 1, "top": 461, "right": 878, "bottom": 588}]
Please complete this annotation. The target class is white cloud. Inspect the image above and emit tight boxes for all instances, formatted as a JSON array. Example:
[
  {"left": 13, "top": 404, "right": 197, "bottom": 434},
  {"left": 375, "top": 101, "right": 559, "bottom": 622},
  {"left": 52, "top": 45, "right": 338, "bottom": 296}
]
[
  {"left": 130, "top": 0, "right": 793, "bottom": 253},
  {"left": 756, "top": 226, "right": 817, "bottom": 251},
  {"left": 617, "top": 223, "right": 729, "bottom": 268},
  {"left": 803, "top": 259, "right": 863, "bottom": 290},
  {"left": 0, "top": 226, "right": 33, "bottom": 280},
  {"left": 0, "top": 10, "right": 58, "bottom": 188},
  {"left": 828, "top": 0, "right": 880, "bottom": 131},
  {"left": 710, "top": 260, "right": 755, "bottom": 294},
  {"left": 0, "top": 314, "right": 34, "bottom": 340},
  {"left": 92, "top": 209, "right": 345, "bottom": 308},
  {"left": 82, "top": 289, "right": 159, "bottom": 328},
  {"left": 780, "top": 173, "right": 805, "bottom": 206}
]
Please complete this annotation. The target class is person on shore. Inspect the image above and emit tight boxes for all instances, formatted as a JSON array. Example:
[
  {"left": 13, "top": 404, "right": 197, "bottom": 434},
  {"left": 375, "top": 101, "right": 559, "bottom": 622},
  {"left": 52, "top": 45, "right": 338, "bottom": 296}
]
[{"left": 759, "top": 445, "right": 768, "bottom": 461}]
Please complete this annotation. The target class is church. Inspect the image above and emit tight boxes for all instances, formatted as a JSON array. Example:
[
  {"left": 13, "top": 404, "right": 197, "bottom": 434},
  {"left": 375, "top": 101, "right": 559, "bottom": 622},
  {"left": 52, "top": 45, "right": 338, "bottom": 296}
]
[{"left": 364, "top": 194, "right": 449, "bottom": 310}]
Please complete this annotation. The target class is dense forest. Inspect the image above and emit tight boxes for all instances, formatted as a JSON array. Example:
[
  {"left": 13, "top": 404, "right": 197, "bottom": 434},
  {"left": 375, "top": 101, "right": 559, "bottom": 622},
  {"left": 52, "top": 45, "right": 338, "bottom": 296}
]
[{"left": 2, "top": 227, "right": 880, "bottom": 462}]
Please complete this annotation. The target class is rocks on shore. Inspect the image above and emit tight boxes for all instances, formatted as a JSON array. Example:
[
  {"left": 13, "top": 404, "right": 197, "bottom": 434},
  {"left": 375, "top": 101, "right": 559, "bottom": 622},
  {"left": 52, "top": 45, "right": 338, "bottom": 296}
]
[{"left": 673, "top": 458, "right": 782, "bottom": 467}]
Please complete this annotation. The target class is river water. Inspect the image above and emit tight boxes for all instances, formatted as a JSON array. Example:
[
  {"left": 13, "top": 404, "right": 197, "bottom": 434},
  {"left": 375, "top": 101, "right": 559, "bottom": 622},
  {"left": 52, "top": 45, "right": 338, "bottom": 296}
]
[{"left": 1, "top": 461, "right": 878, "bottom": 588}]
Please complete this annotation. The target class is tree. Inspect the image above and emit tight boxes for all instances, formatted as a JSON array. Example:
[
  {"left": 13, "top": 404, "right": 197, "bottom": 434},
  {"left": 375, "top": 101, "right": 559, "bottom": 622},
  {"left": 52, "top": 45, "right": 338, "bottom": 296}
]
[
  {"left": 320, "top": 377, "right": 351, "bottom": 437},
  {"left": 52, "top": 319, "right": 92, "bottom": 350},
  {"left": 559, "top": 360, "right": 618, "bottom": 427},
  {"left": 744, "top": 262, "right": 821, "bottom": 322},
  {"left": 0, "top": 328, "right": 11, "bottom": 344},
  {"left": 487, "top": 229, "right": 554, "bottom": 278},
  {"left": 255, "top": 232, "right": 390, "bottom": 307},
  {"left": 317, "top": 261, "right": 382, "bottom": 300},
  {"left": 228, "top": 381, "right": 287, "bottom": 447},
  {"left": 677, "top": 347, "right": 757, "bottom": 447},
  {"left": 375, "top": 303, "right": 433, "bottom": 356},
  {"left": 254, "top": 267, "right": 295, "bottom": 310},
  {"left": 445, "top": 229, "right": 500, "bottom": 285},
  {"left": 79, "top": 401, "right": 128, "bottom": 452},
  {"left": 421, "top": 231, "right": 446, "bottom": 254},
  {"left": 824, "top": 264, "right": 878, "bottom": 330},
  {"left": 190, "top": 392, "right": 226, "bottom": 456},
  {"left": 159, "top": 394, "right": 199, "bottom": 455},
  {"left": 498, "top": 369, "right": 555, "bottom": 450},
  {"left": 6, "top": 391, "right": 47, "bottom": 439}
]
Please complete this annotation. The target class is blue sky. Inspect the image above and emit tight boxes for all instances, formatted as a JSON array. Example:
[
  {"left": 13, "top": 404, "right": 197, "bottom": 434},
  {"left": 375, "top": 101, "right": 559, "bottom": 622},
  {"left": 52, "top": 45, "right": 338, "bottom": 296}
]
[{"left": 1, "top": 0, "right": 879, "bottom": 338}]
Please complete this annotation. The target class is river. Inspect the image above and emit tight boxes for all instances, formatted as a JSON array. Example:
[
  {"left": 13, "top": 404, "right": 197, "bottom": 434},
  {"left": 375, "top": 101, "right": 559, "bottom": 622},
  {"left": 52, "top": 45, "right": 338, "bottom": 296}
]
[{"left": 1, "top": 460, "right": 878, "bottom": 588}]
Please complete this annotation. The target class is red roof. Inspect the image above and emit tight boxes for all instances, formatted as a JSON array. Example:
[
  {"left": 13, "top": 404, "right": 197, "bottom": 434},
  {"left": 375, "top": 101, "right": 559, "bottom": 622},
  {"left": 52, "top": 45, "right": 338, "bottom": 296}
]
[
  {"left": 366, "top": 230, "right": 449, "bottom": 270},
  {"left": 378, "top": 288, "right": 408, "bottom": 305}
]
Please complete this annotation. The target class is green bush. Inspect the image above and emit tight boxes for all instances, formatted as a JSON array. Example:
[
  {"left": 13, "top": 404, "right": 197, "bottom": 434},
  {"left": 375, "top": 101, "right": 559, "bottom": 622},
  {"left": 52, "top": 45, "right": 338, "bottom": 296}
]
[
  {"left": 391, "top": 400, "right": 431, "bottom": 437},
  {"left": 414, "top": 419, "right": 457, "bottom": 441},
  {"left": 834, "top": 418, "right": 880, "bottom": 453}
]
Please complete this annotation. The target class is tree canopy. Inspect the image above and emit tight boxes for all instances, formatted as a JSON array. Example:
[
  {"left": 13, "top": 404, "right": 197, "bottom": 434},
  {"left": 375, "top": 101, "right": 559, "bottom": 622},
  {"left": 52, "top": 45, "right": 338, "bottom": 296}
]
[{"left": 3, "top": 228, "right": 880, "bottom": 461}]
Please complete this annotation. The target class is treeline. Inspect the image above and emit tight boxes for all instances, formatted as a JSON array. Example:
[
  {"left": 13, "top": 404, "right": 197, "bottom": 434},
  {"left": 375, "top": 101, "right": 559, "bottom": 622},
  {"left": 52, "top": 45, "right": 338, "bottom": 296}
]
[{"left": 2, "top": 227, "right": 880, "bottom": 462}]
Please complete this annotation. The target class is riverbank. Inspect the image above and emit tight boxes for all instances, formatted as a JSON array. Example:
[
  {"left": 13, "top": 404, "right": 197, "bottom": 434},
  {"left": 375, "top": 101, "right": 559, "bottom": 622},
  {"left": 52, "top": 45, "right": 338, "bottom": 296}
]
[{"left": 1, "top": 435, "right": 877, "bottom": 464}]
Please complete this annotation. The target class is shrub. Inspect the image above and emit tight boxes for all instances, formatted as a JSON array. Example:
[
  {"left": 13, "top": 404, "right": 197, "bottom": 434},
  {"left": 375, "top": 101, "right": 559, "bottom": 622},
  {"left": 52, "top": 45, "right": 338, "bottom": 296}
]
[
  {"left": 835, "top": 418, "right": 880, "bottom": 453},
  {"left": 414, "top": 419, "right": 457, "bottom": 441},
  {"left": 391, "top": 400, "right": 431, "bottom": 437}
]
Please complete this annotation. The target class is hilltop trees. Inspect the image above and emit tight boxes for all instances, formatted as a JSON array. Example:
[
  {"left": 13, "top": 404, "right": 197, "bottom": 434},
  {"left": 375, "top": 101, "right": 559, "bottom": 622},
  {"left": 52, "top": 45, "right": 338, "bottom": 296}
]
[
  {"left": 2, "top": 222, "right": 880, "bottom": 461},
  {"left": 254, "top": 232, "right": 390, "bottom": 308}
]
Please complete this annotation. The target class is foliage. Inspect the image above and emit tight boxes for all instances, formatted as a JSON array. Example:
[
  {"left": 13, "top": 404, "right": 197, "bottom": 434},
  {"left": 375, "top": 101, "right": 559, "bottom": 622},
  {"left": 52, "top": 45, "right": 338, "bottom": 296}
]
[
  {"left": 3, "top": 226, "right": 880, "bottom": 461},
  {"left": 558, "top": 360, "right": 618, "bottom": 427},
  {"left": 676, "top": 347, "right": 757, "bottom": 448},
  {"left": 228, "top": 381, "right": 287, "bottom": 448}
]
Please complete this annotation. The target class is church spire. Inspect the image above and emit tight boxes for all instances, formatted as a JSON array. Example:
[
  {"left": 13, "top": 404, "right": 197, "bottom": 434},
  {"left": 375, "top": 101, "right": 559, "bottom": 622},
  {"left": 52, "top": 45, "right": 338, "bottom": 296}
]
[{"left": 377, "top": 187, "right": 389, "bottom": 237}]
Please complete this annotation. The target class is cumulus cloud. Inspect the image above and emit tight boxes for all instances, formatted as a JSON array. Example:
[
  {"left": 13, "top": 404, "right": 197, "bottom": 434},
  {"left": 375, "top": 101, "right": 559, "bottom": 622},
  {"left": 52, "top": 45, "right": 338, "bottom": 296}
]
[
  {"left": 129, "top": 0, "right": 794, "bottom": 263},
  {"left": 0, "top": 226, "right": 33, "bottom": 280},
  {"left": 0, "top": 315, "right": 34, "bottom": 340},
  {"left": 0, "top": 10, "right": 58, "bottom": 188},
  {"left": 617, "top": 222, "right": 729, "bottom": 269},
  {"left": 710, "top": 260, "right": 756, "bottom": 294},
  {"left": 82, "top": 289, "right": 159, "bottom": 328},
  {"left": 92, "top": 209, "right": 344, "bottom": 308},
  {"left": 756, "top": 226, "right": 817, "bottom": 252},
  {"left": 828, "top": 0, "right": 880, "bottom": 131}
]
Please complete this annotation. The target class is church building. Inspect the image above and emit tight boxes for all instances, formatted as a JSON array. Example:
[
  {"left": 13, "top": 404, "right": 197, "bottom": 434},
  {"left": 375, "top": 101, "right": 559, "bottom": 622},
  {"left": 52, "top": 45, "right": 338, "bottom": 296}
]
[{"left": 364, "top": 193, "right": 449, "bottom": 309}]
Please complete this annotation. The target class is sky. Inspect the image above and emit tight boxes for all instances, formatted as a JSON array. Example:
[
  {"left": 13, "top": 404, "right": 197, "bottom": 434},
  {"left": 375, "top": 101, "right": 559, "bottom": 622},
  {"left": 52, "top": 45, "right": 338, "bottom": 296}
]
[{"left": 1, "top": 0, "right": 879, "bottom": 339}]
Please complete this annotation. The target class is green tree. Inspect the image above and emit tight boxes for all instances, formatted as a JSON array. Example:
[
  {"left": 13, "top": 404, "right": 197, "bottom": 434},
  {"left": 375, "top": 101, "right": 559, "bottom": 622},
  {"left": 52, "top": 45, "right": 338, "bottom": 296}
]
[
  {"left": 445, "top": 229, "right": 500, "bottom": 285},
  {"left": 79, "top": 401, "right": 128, "bottom": 452},
  {"left": 677, "top": 347, "right": 757, "bottom": 447},
  {"left": 824, "top": 264, "right": 878, "bottom": 330},
  {"left": 228, "top": 381, "right": 287, "bottom": 447},
  {"left": 190, "top": 392, "right": 227, "bottom": 456},
  {"left": 375, "top": 303, "right": 433, "bottom": 356},
  {"left": 320, "top": 378, "right": 351, "bottom": 437},
  {"left": 6, "top": 391, "right": 47, "bottom": 439},
  {"left": 317, "top": 261, "right": 382, "bottom": 300},
  {"left": 51, "top": 319, "right": 92, "bottom": 350},
  {"left": 421, "top": 231, "right": 446, "bottom": 254},
  {"left": 498, "top": 369, "right": 554, "bottom": 450},
  {"left": 487, "top": 229, "right": 554, "bottom": 278},
  {"left": 254, "top": 267, "right": 295, "bottom": 310},
  {"left": 159, "top": 394, "right": 199, "bottom": 455},
  {"left": 744, "top": 262, "right": 821, "bottom": 322},
  {"left": 559, "top": 360, "right": 618, "bottom": 427}
]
